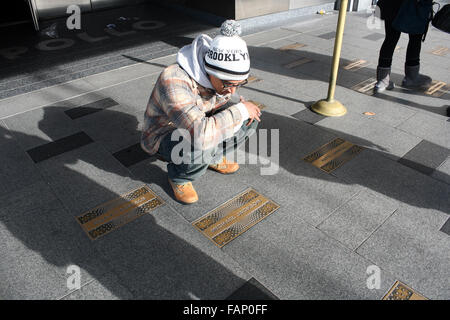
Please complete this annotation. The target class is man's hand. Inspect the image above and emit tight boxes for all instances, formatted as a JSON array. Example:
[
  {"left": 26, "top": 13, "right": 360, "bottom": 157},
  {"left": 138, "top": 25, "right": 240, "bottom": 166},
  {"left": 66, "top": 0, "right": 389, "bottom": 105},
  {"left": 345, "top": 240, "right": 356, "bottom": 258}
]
[{"left": 240, "top": 96, "right": 261, "bottom": 126}]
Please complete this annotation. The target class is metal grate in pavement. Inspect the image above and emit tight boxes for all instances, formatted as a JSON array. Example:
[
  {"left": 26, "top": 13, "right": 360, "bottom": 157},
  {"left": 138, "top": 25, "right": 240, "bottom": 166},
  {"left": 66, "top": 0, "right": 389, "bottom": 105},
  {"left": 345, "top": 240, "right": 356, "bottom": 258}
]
[{"left": 192, "top": 188, "right": 279, "bottom": 248}]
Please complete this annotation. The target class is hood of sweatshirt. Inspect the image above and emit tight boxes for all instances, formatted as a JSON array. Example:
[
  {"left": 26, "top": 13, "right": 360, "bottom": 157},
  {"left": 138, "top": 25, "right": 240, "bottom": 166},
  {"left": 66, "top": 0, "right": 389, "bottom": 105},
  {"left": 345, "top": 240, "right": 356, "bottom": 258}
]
[{"left": 176, "top": 34, "right": 214, "bottom": 90}]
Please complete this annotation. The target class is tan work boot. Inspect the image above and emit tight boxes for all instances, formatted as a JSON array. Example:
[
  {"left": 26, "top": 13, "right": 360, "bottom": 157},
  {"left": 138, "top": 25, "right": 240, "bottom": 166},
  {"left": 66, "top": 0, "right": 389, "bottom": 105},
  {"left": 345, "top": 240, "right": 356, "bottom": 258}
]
[
  {"left": 208, "top": 156, "right": 239, "bottom": 174},
  {"left": 168, "top": 178, "right": 198, "bottom": 204}
]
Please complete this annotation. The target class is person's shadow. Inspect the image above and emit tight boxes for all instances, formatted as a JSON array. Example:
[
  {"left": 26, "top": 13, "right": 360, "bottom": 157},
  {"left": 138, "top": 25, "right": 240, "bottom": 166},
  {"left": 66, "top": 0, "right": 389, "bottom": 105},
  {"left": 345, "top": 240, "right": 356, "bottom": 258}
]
[{"left": 0, "top": 104, "right": 252, "bottom": 300}]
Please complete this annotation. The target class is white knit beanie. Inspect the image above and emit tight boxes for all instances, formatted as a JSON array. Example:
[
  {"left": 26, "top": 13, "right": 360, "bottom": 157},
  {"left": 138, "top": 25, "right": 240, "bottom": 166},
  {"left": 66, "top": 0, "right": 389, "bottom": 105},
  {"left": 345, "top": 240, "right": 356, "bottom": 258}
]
[{"left": 204, "top": 20, "right": 250, "bottom": 81}]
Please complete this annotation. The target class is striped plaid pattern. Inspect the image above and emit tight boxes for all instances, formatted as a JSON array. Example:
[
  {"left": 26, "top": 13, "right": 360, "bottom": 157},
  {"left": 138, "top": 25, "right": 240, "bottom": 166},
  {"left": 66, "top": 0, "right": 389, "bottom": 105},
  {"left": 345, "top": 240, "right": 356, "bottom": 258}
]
[{"left": 141, "top": 64, "right": 244, "bottom": 155}]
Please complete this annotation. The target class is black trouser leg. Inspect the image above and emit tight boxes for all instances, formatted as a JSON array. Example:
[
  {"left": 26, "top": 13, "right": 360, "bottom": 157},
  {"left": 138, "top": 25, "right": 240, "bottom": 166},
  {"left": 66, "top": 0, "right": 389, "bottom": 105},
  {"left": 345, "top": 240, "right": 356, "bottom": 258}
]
[
  {"left": 405, "top": 33, "right": 422, "bottom": 66},
  {"left": 378, "top": 20, "right": 401, "bottom": 68}
]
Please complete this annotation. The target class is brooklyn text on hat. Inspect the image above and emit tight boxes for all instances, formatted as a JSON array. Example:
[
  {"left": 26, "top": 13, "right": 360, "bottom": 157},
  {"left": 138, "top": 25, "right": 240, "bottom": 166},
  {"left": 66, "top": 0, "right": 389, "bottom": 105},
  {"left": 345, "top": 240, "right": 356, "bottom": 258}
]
[{"left": 205, "top": 50, "right": 249, "bottom": 63}]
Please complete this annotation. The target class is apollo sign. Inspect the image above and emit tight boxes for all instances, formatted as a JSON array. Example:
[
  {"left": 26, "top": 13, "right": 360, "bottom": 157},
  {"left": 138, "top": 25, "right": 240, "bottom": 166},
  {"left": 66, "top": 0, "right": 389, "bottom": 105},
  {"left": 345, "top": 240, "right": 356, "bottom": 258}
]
[{"left": 0, "top": 19, "right": 166, "bottom": 60}]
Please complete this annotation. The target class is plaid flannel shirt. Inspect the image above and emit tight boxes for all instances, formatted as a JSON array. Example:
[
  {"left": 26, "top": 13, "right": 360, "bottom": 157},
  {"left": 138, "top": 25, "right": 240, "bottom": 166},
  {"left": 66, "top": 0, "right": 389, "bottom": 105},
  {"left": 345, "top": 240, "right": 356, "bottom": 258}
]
[{"left": 141, "top": 64, "right": 244, "bottom": 155}]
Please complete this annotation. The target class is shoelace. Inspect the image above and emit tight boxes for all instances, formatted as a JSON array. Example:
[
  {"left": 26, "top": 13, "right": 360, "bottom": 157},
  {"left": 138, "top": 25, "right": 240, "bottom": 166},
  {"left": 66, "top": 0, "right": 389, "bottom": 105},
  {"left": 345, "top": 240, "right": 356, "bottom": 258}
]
[
  {"left": 174, "top": 183, "right": 190, "bottom": 194},
  {"left": 211, "top": 157, "right": 228, "bottom": 167}
]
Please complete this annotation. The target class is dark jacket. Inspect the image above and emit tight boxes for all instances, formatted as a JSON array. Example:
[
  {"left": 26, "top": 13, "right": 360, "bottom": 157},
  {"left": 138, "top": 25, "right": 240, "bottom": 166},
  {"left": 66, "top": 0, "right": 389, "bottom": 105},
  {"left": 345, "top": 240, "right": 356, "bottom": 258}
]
[{"left": 377, "top": 0, "right": 406, "bottom": 21}]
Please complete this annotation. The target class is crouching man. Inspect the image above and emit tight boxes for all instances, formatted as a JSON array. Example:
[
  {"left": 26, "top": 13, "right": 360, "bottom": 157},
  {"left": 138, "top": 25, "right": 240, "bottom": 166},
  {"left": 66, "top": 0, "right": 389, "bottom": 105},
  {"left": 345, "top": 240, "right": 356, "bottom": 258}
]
[{"left": 141, "top": 20, "right": 261, "bottom": 204}]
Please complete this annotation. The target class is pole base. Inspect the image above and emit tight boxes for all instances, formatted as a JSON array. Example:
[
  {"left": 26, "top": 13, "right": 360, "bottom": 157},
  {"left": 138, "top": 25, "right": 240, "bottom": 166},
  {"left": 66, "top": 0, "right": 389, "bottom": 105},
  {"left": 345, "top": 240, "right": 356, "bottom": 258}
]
[{"left": 311, "top": 99, "right": 347, "bottom": 117}]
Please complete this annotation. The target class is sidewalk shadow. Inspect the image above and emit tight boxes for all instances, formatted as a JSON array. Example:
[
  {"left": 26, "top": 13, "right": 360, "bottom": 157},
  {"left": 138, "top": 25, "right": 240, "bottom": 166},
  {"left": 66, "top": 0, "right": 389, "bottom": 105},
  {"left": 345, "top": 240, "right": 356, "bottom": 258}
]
[
  {"left": 256, "top": 110, "right": 449, "bottom": 215},
  {"left": 0, "top": 104, "right": 249, "bottom": 300},
  {"left": 248, "top": 46, "right": 449, "bottom": 117}
]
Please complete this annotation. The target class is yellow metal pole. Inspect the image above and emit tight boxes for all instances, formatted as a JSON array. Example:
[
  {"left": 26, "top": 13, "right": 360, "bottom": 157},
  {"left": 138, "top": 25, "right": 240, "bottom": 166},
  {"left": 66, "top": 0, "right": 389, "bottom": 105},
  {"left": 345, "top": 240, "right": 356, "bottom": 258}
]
[{"left": 311, "top": 0, "right": 348, "bottom": 117}]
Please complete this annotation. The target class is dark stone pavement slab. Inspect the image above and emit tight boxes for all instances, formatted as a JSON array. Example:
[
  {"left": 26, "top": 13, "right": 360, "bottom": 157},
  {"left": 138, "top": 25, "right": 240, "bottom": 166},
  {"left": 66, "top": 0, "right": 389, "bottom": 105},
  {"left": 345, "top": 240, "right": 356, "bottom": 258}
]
[
  {"left": 398, "top": 140, "right": 450, "bottom": 176},
  {"left": 431, "top": 157, "right": 450, "bottom": 185},
  {"left": 440, "top": 218, "right": 450, "bottom": 236},
  {"left": 227, "top": 278, "right": 279, "bottom": 300}
]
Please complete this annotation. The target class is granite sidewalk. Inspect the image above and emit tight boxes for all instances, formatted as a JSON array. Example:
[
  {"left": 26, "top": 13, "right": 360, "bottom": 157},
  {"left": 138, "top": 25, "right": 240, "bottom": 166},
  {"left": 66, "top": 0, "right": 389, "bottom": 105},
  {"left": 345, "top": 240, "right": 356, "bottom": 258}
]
[{"left": 0, "top": 9, "right": 449, "bottom": 300}]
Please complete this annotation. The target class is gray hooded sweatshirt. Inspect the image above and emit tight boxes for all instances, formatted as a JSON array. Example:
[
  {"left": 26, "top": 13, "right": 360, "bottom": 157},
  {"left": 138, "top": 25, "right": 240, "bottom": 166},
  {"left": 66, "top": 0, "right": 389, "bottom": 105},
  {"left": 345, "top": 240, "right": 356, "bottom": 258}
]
[{"left": 176, "top": 34, "right": 214, "bottom": 90}]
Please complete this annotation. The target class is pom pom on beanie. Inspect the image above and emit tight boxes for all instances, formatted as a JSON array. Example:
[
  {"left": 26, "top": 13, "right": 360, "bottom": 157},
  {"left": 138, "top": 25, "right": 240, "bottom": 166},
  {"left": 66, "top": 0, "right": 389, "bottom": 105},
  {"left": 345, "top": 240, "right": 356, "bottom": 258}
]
[
  {"left": 204, "top": 20, "right": 250, "bottom": 81},
  {"left": 220, "top": 20, "right": 242, "bottom": 37}
]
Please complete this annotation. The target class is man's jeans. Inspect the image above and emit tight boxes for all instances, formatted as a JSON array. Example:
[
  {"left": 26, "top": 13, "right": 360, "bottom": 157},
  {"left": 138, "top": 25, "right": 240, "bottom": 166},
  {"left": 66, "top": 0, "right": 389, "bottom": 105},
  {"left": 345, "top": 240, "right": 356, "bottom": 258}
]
[{"left": 156, "top": 119, "right": 258, "bottom": 184}]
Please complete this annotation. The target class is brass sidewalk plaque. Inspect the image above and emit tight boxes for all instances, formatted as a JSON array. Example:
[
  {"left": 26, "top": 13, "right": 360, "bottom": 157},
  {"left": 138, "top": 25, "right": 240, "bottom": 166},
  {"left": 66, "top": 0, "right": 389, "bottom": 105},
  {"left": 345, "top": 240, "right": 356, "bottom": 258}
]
[
  {"left": 343, "top": 59, "right": 370, "bottom": 71},
  {"left": 76, "top": 185, "right": 164, "bottom": 240},
  {"left": 192, "top": 188, "right": 280, "bottom": 248},
  {"left": 351, "top": 78, "right": 377, "bottom": 95},
  {"left": 382, "top": 281, "right": 428, "bottom": 300},
  {"left": 424, "top": 80, "right": 448, "bottom": 98},
  {"left": 430, "top": 46, "right": 448, "bottom": 56},
  {"left": 279, "top": 43, "right": 306, "bottom": 51},
  {"left": 284, "top": 58, "right": 313, "bottom": 69},
  {"left": 303, "top": 138, "right": 363, "bottom": 173}
]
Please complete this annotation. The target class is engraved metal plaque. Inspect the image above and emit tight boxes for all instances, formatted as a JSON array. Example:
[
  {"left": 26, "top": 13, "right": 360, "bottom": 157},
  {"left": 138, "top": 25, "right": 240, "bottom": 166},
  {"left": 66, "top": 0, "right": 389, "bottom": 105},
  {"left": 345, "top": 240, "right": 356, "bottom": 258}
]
[
  {"left": 351, "top": 78, "right": 377, "bottom": 95},
  {"left": 343, "top": 59, "right": 370, "bottom": 71},
  {"left": 192, "top": 188, "right": 280, "bottom": 248},
  {"left": 430, "top": 46, "right": 448, "bottom": 56},
  {"left": 382, "top": 281, "right": 428, "bottom": 300},
  {"left": 303, "top": 138, "right": 363, "bottom": 173},
  {"left": 76, "top": 185, "right": 164, "bottom": 240},
  {"left": 278, "top": 43, "right": 306, "bottom": 51},
  {"left": 424, "top": 80, "right": 448, "bottom": 98},
  {"left": 284, "top": 58, "right": 313, "bottom": 69}
]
